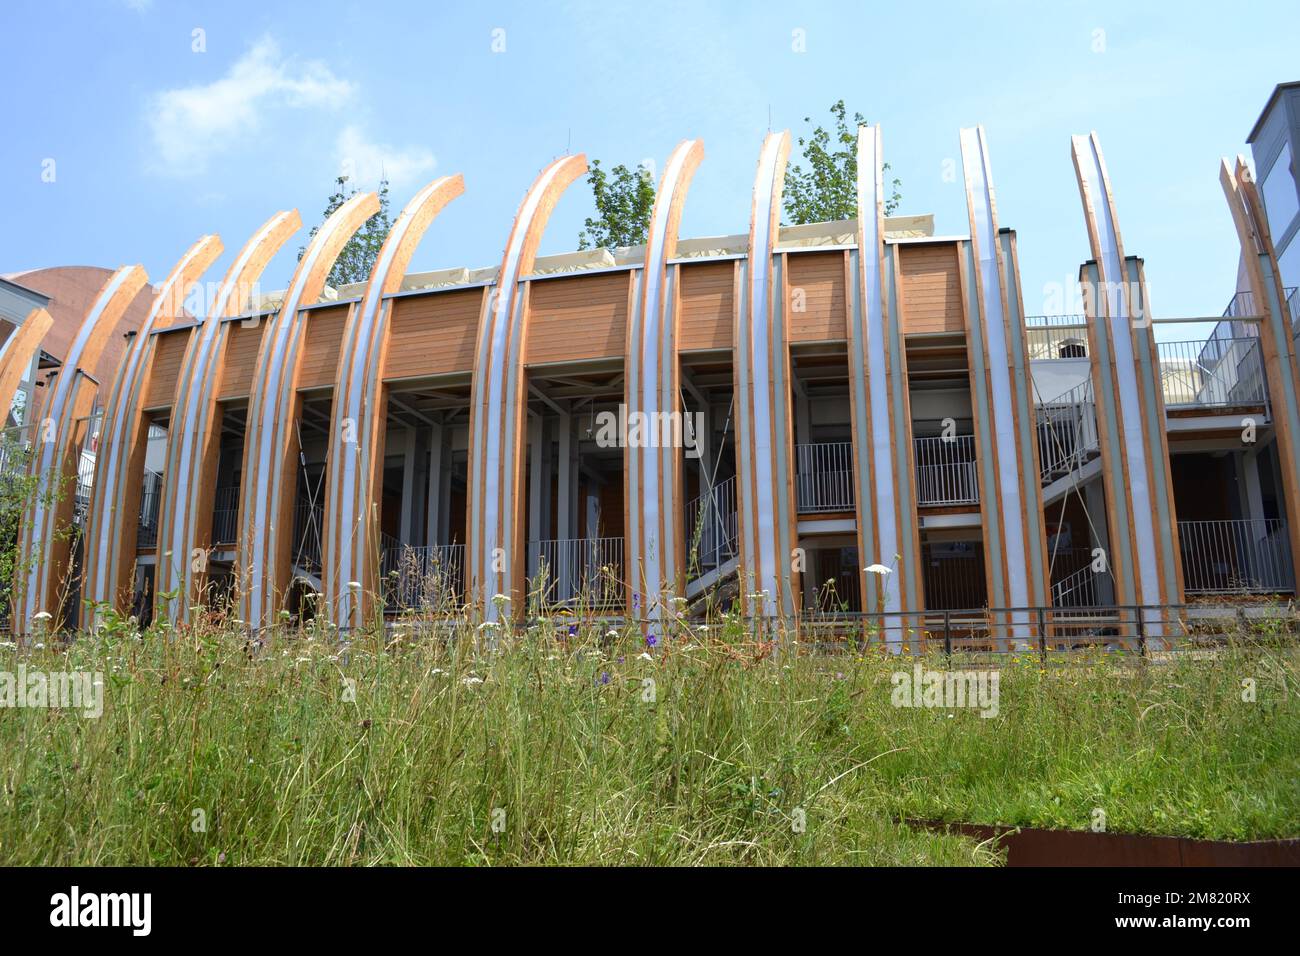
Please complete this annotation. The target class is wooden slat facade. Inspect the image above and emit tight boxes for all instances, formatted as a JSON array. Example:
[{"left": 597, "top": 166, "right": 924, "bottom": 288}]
[
  {"left": 678, "top": 260, "right": 735, "bottom": 351},
  {"left": 898, "top": 243, "right": 964, "bottom": 334},
  {"left": 787, "top": 251, "right": 848, "bottom": 343},
  {"left": 144, "top": 328, "right": 190, "bottom": 408},
  {"left": 524, "top": 272, "right": 628, "bottom": 366},
  {"left": 385, "top": 287, "right": 482, "bottom": 380},
  {"left": 298, "top": 303, "right": 350, "bottom": 389}
]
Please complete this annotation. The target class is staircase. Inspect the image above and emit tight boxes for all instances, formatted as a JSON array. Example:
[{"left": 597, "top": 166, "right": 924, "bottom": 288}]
[
  {"left": 1036, "top": 378, "right": 1100, "bottom": 487},
  {"left": 685, "top": 475, "right": 739, "bottom": 600}
]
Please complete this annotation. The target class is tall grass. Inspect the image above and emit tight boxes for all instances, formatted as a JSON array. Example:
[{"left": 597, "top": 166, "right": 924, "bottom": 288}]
[{"left": 0, "top": 612, "right": 1296, "bottom": 865}]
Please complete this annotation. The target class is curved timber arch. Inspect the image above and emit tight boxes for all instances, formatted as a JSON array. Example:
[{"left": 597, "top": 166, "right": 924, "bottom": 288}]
[
  {"left": 82, "top": 234, "right": 224, "bottom": 622},
  {"left": 734, "top": 130, "right": 800, "bottom": 620},
  {"left": 0, "top": 307, "right": 54, "bottom": 423},
  {"left": 624, "top": 139, "right": 703, "bottom": 625},
  {"left": 15, "top": 264, "right": 149, "bottom": 634},
  {"left": 1071, "top": 132, "right": 1182, "bottom": 631},
  {"left": 155, "top": 210, "right": 302, "bottom": 624},
  {"left": 849, "top": 125, "right": 923, "bottom": 647},
  {"left": 467, "top": 153, "right": 588, "bottom": 620},
  {"left": 238, "top": 191, "right": 379, "bottom": 632},
  {"left": 322, "top": 174, "right": 466, "bottom": 629},
  {"left": 958, "top": 126, "right": 1050, "bottom": 640}
]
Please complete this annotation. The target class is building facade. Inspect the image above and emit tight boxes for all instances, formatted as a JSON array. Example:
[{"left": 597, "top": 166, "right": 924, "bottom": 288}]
[{"left": 4, "top": 121, "right": 1300, "bottom": 647}]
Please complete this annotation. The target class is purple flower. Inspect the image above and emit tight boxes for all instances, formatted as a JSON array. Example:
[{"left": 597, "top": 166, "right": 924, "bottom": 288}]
[
  {"left": 568, "top": 623, "right": 578, "bottom": 637},
  {"left": 599, "top": 671, "right": 611, "bottom": 685},
  {"left": 646, "top": 634, "right": 658, "bottom": 648}
]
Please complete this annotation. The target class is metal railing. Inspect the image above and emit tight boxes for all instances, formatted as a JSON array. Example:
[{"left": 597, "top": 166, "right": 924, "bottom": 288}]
[
  {"left": 136, "top": 471, "right": 162, "bottom": 549},
  {"left": 1036, "top": 378, "right": 1098, "bottom": 483},
  {"left": 921, "top": 544, "right": 987, "bottom": 611},
  {"left": 796, "top": 603, "right": 1300, "bottom": 656},
  {"left": 795, "top": 441, "right": 855, "bottom": 513},
  {"left": 528, "top": 536, "right": 624, "bottom": 606},
  {"left": 1024, "top": 314, "right": 1090, "bottom": 360},
  {"left": 1050, "top": 562, "right": 1105, "bottom": 608},
  {"left": 1178, "top": 518, "right": 1294, "bottom": 594},
  {"left": 1223, "top": 287, "right": 1298, "bottom": 321},
  {"left": 211, "top": 486, "right": 240, "bottom": 544},
  {"left": 914, "top": 435, "right": 978, "bottom": 506},
  {"left": 381, "top": 542, "right": 465, "bottom": 610},
  {"left": 687, "top": 475, "right": 738, "bottom": 575},
  {"left": 1158, "top": 337, "right": 1267, "bottom": 409}
]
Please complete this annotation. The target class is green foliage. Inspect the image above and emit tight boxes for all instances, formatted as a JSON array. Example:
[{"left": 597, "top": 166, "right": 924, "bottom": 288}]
[
  {"left": 577, "top": 159, "right": 656, "bottom": 251},
  {"left": 0, "top": 616, "right": 1295, "bottom": 864},
  {"left": 299, "top": 175, "right": 393, "bottom": 288},
  {"left": 784, "top": 100, "right": 902, "bottom": 225}
]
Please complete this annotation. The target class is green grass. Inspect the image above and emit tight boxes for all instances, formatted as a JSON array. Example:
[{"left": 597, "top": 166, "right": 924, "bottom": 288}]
[{"left": 0, "top": 613, "right": 1296, "bottom": 865}]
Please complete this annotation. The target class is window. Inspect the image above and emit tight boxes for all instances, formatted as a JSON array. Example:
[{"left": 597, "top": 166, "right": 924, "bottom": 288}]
[{"left": 1261, "top": 142, "right": 1299, "bottom": 239}]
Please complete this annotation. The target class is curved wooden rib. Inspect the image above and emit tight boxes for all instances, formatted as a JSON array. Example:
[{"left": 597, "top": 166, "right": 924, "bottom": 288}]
[
  {"left": 1222, "top": 155, "right": 1300, "bottom": 589},
  {"left": 15, "top": 264, "right": 149, "bottom": 633},
  {"left": 733, "top": 130, "right": 799, "bottom": 620},
  {"left": 155, "top": 210, "right": 301, "bottom": 624},
  {"left": 849, "top": 125, "right": 924, "bottom": 647},
  {"left": 0, "top": 307, "right": 54, "bottom": 423},
  {"left": 1071, "top": 131, "right": 1181, "bottom": 627},
  {"left": 467, "top": 154, "right": 588, "bottom": 620},
  {"left": 958, "top": 126, "right": 1050, "bottom": 640},
  {"left": 322, "top": 175, "right": 465, "bottom": 629},
  {"left": 238, "top": 192, "right": 379, "bottom": 631},
  {"left": 82, "top": 235, "right": 223, "bottom": 621},
  {"left": 624, "top": 140, "right": 703, "bottom": 625}
]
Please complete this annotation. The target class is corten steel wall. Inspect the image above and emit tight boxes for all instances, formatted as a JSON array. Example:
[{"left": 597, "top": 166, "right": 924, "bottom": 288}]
[{"left": 20, "top": 130, "right": 1300, "bottom": 638}]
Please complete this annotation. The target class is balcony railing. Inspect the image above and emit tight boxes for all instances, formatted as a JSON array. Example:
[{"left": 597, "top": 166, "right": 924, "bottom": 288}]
[
  {"left": 381, "top": 542, "right": 465, "bottom": 609},
  {"left": 1036, "top": 378, "right": 1098, "bottom": 483},
  {"left": 529, "top": 536, "right": 624, "bottom": 606},
  {"left": 1158, "top": 337, "right": 1266, "bottom": 409},
  {"left": 1178, "top": 518, "right": 1294, "bottom": 594},
  {"left": 921, "top": 543, "right": 986, "bottom": 611},
  {"left": 914, "top": 435, "right": 978, "bottom": 506},
  {"left": 212, "top": 486, "right": 240, "bottom": 545},
  {"left": 1024, "top": 314, "right": 1090, "bottom": 360},
  {"left": 687, "top": 475, "right": 738, "bottom": 575},
  {"left": 795, "top": 442, "right": 854, "bottom": 513},
  {"left": 137, "top": 471, "right": 162, "bottom": 549}
]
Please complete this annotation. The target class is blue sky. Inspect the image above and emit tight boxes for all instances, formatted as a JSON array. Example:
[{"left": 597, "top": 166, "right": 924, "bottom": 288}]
[{"left": 2, "top": 0, "right": 1296, "bottom": 325}]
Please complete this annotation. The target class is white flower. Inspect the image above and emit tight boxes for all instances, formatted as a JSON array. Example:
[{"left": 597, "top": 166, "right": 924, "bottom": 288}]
[
  {"left": 32, "top": 611, "right": 52, "bottom": 621},
  {"left": 639, "top": 652, "right": 653, "bottom": 661},
  {"left": 462, "top": 676, "right": 483, "bottom": 686},
  {"left": 605, "top": 629, "right": 619, "bottom": 639},
  {"left": 863, "top": 563, "right": 893, "bottom": 575},
  {"left": 347, "top": 581, "right": 362, "bottom": 591}
]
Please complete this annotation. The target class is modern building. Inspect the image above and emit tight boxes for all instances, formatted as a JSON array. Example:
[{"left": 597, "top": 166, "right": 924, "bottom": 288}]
[{"left": 3, "top": 121, "right": 1298, "bottom": 650}]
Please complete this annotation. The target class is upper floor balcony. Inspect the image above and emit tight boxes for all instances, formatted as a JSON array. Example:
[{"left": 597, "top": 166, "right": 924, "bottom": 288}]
[{"left": 794, "top": 437, "right": 980, "bottom": 513}]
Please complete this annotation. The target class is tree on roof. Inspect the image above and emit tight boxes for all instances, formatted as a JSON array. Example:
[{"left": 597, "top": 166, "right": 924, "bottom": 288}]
[
  {"left": 577, "top": 159, "right": 656, "bottom": 251},
  {"left": 784, "top": 100, "right": 901, "bottom": 225},
  {"left": 299, "top": 175, "right": 393, "bottom": 288}
]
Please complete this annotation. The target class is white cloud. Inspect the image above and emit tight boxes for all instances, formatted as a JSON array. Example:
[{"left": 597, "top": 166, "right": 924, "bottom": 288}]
[
  {"left": 335, "top": 125, "right": 436, "bottom": 190},
  {"left": 148, "top": 36, "right": 353, "bottom": 175}
]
